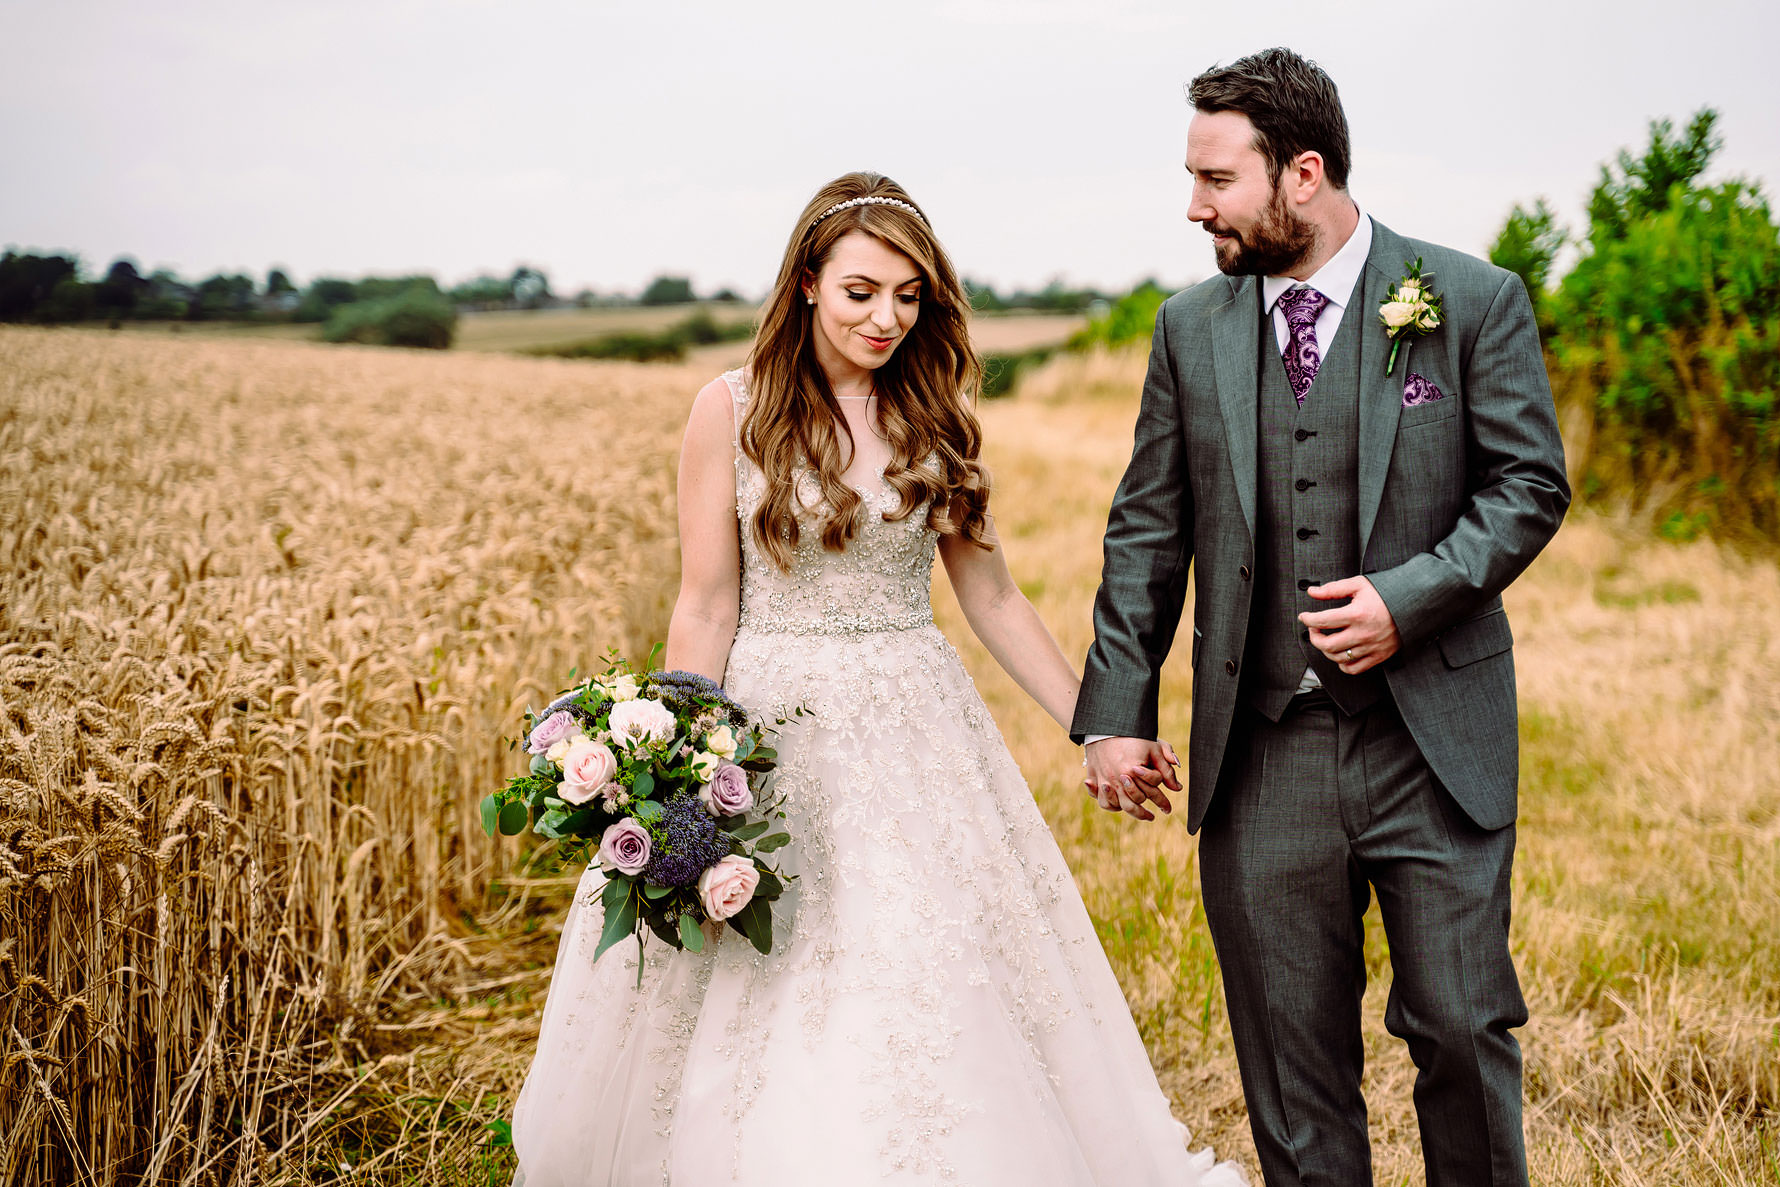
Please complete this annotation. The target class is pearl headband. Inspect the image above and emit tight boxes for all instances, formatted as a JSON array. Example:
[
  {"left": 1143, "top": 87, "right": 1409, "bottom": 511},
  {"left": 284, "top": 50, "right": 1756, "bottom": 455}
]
[{"left": 813, "top": 195, "right": 925, "bottom": 225}]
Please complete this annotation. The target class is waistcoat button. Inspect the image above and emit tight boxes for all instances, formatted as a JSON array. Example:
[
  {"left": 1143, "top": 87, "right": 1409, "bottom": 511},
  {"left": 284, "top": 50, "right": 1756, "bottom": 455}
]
[
  {"left": 1296, "top": 527, "right": 1318, "bottom": 541},
  {"left": 1295, "top": 478, "right": 1315, "bottom": 492},
  {"left": 1224, "top": 659, "right": 1239, "bottom": 676}
]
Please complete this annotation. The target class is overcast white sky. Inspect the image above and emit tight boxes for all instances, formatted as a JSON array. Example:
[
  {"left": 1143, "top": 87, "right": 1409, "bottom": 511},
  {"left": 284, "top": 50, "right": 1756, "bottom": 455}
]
[{"left": 4, "top": 0, "right": 1777, "bottom": 296}]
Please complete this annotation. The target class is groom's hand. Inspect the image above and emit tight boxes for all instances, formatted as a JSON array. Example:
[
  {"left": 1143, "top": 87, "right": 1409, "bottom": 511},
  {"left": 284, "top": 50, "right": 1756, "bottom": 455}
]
[
  {"left": 1300, "top": 575, "right": 1401, "bottom": 674},
  {"left": 1083, "top": 737, "right": 1180, "bottom": 822}
]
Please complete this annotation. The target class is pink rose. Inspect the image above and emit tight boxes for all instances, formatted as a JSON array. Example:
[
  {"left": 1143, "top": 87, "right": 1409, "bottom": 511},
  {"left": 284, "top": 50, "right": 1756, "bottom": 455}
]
[
  {"left": 697, "top": 762, "right": 754, "bottom": 817},
  {"left": 698, "top": 855, "right": 759, "bottom": 921},
  {"left": 559, "top": 741, "right": 618, "bottom": 806},
  {"left": 527, "top": 709, "right": 577, "bottom": 754},
  {"left": 598, "top": 819, "right": 652, "bottom": 875}
]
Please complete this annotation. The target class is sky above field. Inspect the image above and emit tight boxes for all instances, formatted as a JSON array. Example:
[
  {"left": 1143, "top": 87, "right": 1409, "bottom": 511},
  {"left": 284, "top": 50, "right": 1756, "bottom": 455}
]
[{"left": 4, "top": 0, "right": 1778, "bottom": 296}]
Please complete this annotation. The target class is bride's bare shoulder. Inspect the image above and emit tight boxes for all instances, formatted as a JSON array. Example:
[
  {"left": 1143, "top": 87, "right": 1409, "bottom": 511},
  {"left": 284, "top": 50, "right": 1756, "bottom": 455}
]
[{"left": 682, "top": 372, "right": 743, "bottom": 457}]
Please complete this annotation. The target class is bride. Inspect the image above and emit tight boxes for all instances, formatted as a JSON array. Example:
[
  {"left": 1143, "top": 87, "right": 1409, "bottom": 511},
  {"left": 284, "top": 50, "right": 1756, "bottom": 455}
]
[{"left": 509, "top": 172, "right": 1243, "bottom": 1186}]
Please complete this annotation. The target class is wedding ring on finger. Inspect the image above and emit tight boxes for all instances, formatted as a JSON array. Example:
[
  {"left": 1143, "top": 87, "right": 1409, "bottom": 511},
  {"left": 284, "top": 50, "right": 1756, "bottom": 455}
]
[{"left": 1345, "top": 648, "right": 1354, "bottom": 661}]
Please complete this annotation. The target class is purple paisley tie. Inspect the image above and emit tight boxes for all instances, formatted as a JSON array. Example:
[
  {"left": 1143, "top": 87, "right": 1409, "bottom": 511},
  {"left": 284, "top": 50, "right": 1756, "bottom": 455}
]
[{"left": 1277, "top": 285, "right": 1330, "bottom": 407}]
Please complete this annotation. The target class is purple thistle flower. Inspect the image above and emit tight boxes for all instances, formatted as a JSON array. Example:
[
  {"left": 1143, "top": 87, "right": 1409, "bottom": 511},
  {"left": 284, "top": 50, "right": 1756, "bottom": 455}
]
[{"left": 643, "top": 794, "right": 733, "bottom": 887}]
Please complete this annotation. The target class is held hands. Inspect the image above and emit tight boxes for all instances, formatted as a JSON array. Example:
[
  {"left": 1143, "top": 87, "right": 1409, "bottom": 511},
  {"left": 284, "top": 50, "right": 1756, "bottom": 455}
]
[
  {"left": 1299, "top": 575, "right": 1400, "bottom": 674},
  {"left": 1083, "top": 737, "right": 1180, "bottom": 823}
]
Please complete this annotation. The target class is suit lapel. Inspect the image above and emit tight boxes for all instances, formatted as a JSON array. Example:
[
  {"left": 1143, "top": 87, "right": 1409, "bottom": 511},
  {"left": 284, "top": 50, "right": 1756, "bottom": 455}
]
[
  {"left": 1357, "top": 220, "right": 1409, "bottom": 555},
  {"left": 1211, "top": 276, "right": 1262, "bottom": 542}
]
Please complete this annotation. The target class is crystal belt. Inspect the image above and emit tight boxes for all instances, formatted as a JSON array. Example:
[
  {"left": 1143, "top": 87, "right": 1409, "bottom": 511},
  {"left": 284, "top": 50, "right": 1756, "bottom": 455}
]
[{"left": 735, "top": 609, "right": 934, "bottom": 637}]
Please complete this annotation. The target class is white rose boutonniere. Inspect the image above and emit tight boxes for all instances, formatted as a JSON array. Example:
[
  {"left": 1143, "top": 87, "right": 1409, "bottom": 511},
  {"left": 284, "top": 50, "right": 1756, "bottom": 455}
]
[{"left": 1378, "top": 258, "right": 1444, "bottom": 375}]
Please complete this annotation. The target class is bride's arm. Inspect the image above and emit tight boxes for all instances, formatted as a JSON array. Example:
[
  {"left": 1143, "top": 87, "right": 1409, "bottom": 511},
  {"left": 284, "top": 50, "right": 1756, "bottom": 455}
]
[
  {"left": 937, "top": 518, "right": 1080, "bottom": 731},
  {"left": 663, "top": 379, "right": 742, "bottom": 683}
]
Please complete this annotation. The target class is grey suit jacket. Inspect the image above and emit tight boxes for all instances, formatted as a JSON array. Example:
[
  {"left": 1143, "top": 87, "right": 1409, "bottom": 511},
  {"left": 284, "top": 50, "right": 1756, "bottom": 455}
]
[{"left": 1071, "top": 220, "right": 1571, "bottom": 832}]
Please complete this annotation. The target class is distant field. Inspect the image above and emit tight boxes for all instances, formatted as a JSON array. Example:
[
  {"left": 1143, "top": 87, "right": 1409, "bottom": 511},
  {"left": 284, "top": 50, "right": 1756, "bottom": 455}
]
[{"left": 112, "top": 304, "right": 1085, "bottom": 361}]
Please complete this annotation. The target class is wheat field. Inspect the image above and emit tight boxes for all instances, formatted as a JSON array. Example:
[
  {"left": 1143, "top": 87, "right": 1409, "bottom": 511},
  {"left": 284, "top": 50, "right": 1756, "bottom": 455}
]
[{"left": 2, "top": 326, "right": 1775, "bottom": 1186}]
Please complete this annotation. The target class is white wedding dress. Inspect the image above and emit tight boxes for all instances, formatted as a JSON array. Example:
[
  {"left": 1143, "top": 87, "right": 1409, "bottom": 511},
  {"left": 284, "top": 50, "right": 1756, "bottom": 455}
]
[{"left": 510, "top": 370, "right": 1243, "bottom": 1186}]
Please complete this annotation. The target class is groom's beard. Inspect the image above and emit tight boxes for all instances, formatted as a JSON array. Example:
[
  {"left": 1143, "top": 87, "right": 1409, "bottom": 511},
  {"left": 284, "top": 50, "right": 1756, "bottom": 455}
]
[{"left": 1207, "top": 183, "right": 1317, "bottom": 277}]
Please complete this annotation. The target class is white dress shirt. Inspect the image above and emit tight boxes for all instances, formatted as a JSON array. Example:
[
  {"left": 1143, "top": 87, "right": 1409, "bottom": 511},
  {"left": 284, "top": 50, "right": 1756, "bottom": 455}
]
[{"left": 1086, "top": 210, "right": 1372, "bottom": 746}]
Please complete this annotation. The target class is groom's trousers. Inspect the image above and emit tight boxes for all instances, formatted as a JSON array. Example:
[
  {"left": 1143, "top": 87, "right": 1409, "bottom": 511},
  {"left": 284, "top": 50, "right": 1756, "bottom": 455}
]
[{"left": 1197, "top": 689, "right": 1529, "bottom": 1187}]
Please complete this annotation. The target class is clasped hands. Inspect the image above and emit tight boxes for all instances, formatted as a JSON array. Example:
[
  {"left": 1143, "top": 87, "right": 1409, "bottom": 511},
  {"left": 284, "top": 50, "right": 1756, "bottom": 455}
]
[{"left": 1083, "top": 576, "right": 1400, "bottom": 821}]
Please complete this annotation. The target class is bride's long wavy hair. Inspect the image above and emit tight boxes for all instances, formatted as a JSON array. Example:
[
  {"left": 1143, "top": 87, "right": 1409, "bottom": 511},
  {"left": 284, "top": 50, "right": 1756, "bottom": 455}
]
[{"left": 743, "top": 172, "right": 992, "bottom": 572}]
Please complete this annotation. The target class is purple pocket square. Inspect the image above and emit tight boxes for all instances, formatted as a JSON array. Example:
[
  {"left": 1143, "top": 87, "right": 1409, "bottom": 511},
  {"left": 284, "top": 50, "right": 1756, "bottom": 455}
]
[{"left": 1402, "top": 372, "right": 1445, "bottom": 407}]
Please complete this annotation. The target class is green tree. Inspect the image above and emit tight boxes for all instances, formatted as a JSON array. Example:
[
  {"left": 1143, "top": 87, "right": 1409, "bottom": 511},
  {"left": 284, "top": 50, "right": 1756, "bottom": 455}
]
[
  {"left": 295, "top": 278, "right": 360, "bottom": 323},
  {"left": 1516, "top": 106, "right": 1780, "bottom": 542},
  {"left": 1585, "top": 109, "right": 1721, "bottom": 242},
  {"left": 266, "top": 268, "right": 295, "bottom": 295},
  {"left": 640, "top": 275, "right": 696, "bottom": 306},
  {"left": 96, "top": 259, "right": 148, "bottom": 317},
  {"left": 1488, "top": 198, "right": 1566, "bottom": 332},
  {"left": 0, "top": 252, "right": 78, "bottom": 321}
]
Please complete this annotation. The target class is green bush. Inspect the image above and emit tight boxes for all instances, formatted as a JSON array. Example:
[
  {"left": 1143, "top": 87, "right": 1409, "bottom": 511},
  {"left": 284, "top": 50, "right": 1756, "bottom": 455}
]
[
  {"left": 322, "top": 290, "right": 457, "bottom": 349},
  {"left": 1498, "top": 109, "right": 1780, "bottom": 543},
  {"left": 528, "top": 310, "right": 754, "bottom": 363},
  {"left": 1067, "top": 281, "right": 1168, "bottom": 352}
]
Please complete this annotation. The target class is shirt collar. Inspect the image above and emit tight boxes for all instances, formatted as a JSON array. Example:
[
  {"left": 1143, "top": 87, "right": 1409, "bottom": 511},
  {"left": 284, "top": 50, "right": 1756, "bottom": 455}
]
[{"left": 1262, "top": 208, "right": 1373, "bottom": 314}]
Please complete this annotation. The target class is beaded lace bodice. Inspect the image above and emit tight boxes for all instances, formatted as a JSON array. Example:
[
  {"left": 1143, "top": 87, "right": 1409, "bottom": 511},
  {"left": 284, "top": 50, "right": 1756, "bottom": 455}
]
[{"left": 726, "top": 369, "right": 938, "bottom": 638}]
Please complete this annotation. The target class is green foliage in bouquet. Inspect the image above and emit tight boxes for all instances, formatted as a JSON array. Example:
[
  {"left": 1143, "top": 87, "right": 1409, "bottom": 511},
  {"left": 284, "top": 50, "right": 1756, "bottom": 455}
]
[{"left": 481, "top": 650, "right": 796, "bottom": 978}]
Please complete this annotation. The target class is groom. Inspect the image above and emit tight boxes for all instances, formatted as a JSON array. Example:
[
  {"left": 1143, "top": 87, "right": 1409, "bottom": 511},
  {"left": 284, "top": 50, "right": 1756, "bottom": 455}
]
[{"left": 1072, "top": 48, "right": 1570, "bottom": 1187}]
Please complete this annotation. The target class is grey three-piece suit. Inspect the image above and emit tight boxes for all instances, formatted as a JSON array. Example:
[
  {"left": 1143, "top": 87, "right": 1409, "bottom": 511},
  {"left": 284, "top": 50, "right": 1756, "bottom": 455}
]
[{"left": 1072, "top": 219, "right": 1571, "bottom": 1186}]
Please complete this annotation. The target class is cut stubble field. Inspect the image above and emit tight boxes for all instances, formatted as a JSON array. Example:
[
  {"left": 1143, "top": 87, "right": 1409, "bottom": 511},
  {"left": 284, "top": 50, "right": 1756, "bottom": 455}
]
[{"left": 2, "top": 326, "right": 1775, "bottom": 1185}]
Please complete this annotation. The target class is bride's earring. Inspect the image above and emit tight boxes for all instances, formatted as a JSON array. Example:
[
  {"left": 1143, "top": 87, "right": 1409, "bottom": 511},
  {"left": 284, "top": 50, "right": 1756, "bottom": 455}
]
[{"left": 806, "top": 295, "right": 815, "bottom": 305}]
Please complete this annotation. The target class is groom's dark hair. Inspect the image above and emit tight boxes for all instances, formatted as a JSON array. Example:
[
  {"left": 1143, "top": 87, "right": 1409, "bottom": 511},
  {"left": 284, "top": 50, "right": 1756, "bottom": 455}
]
[{"left": 1188, "top": 48, "right": 1351, "bottom": 190}]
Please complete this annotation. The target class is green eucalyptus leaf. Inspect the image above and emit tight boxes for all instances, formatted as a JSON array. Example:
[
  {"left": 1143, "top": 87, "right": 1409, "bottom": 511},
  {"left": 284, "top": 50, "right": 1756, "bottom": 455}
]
[
  {"left": 562, "top": 808, "right": 601, "bottom": 836},
  {"left": 592, "top": 883, "right": 639, "bottom": 964},
  {"left": 752, "top": 832, "right": 791, "bottom": 853},
  {"left": 530, "top": 753, "right": 552, "bottom": 777},
  {"left": 730, "top": 819, "right": 771, "bottom": 842},
  {"left": 753, "top": 869, "right": 784, "bottom": 900},
  {"left": 634, "top": 799, "right": 664, "bottom": 823},
  {"left": 632, "top": 769, "right": 656, "bottom": 800},
  {"left": 732, "top": 899, "right": 773, "bottom": 955},
  {"left": 678, "top": 913, "right": 705, "bottom": 953},
  {"left": 642, "top": 881, "right": 675, "bottom": 900},
  {"left": 497, "top": 800, "right": 530, "bottom": 837},
  {"left": 479, "top": 794, "right": 500, "bottom": 837}
]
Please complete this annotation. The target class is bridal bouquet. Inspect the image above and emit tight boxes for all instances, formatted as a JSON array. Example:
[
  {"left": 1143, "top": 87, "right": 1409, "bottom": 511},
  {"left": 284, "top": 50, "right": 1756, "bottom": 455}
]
[{"left": 481, "top": 652, "right": 791, "bottom": 971}]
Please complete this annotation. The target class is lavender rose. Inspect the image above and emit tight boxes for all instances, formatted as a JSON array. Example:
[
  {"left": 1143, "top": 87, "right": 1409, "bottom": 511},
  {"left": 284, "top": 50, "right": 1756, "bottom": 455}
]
[
  {"left": 697, "top": 762, "right": 754, "bottom": 817},
  {"left": 559, "top": 740, "right": 618, "bottom": 806},
  {"left": 698, "top": 855, "right": 760, "bottom": 921},
  {"left": 607, "top": 698, "right": 676, "bottom": 753},
  {"left": 598, "top": 819, "right": 652, "bottom": 875},
  {"left": 527, "top": 709, "right": 578, "bottom": 755}
]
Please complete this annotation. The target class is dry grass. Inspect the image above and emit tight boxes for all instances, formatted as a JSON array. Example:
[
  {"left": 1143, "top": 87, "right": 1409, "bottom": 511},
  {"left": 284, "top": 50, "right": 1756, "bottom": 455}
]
[{"left": 2, "top": 328, "right": 1775, "bottom": 1185}]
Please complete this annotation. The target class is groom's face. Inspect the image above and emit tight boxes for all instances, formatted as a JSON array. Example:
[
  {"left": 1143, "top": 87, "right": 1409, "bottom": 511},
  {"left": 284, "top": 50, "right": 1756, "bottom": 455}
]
[{"left": 1186, "top": 110, "right": 1314, "bottom": 277}]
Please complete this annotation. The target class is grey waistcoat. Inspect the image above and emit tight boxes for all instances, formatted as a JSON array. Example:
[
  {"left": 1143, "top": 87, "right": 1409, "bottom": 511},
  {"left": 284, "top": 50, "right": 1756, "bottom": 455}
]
[{"left": 1242, "top": 304, "right": 1386, "bottom": 720}]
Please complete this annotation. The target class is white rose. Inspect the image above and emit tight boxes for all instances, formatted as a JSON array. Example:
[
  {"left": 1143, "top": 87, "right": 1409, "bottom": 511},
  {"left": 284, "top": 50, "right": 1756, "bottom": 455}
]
[
  {"left": 1379, "top": 301, "right": 1417, "bottom": 330},
  {"left": 705, "top": 725, "right": 737, "bottom": 759},
  {"left": 1395, "top": 281, "right": 1421, "bottom": 302},
  {"left": 595, "top": 673, "right": 641, "bottom": 702},
  {"left": 689, "top": 750, "right": 721, "bottom": 782},
  {"left": 546, "top": 732, "right": 588, "bottom": 766},
  {"left": 607, "top": 697, "right": 677, "bottom": 753}
]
